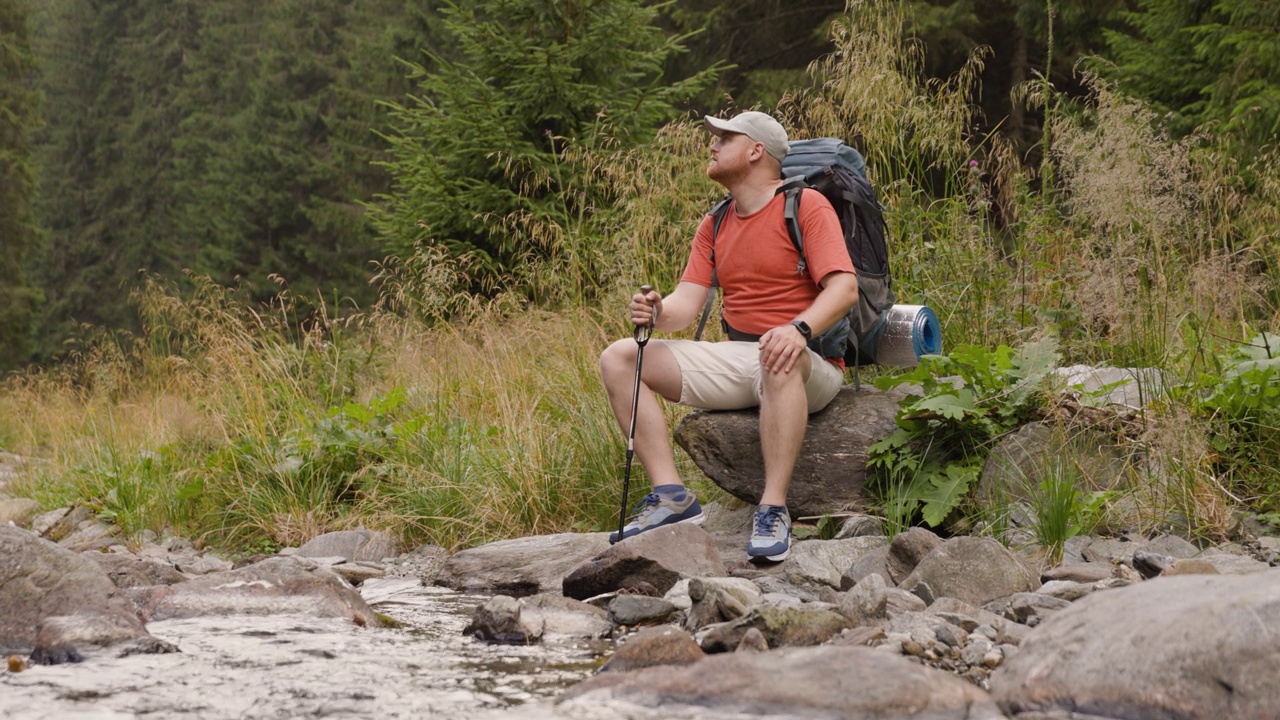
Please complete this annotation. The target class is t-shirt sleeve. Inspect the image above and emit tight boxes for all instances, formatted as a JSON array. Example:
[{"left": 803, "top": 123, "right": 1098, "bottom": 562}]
[
  {"left": 680, "top": 213, "right": 718, "bottom": 288},
  {"left": 799, "top": 188, "right": 855, "bottom": 285}
]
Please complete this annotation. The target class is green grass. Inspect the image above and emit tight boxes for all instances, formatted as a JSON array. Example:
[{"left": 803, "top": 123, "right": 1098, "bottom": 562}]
[{"left": 2, "top": 0, "right": 1278, "bottom": 553}]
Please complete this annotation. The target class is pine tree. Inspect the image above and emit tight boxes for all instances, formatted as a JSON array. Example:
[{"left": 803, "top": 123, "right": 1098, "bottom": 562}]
[
  {"left": 371, "top": 0, "right": 717, "bottom": 294},
  {"left": 0, "top": 0, "right": 40, "bottom": 369}
]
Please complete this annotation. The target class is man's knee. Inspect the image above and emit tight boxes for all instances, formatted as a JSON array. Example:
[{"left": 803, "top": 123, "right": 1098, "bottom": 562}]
[{"left": 599, "top": 339, "right": 636, "bottom": 382}]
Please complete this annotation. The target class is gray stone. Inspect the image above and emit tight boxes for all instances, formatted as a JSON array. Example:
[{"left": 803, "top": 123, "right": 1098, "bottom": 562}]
[
  {"left": 976, "top": 421, "right": 1134, "bottom": 514},
  {"left": 328, "top": 562, "right": 386, "bottom": 585},
  {"left": 57, "top": 521, "right": 122, "bottom": 552},
  {"left": 1051, "top": 365, "right": 1166, "bottom": 407},
  {"left": 900, "top": 536, "right": 1040, "bottom": 607},
  {"left": 600, "top": 626, "right": 704, "bottom": 672},
  {"left": 1082, "top": 537, "right": 1133, "bottom": 564},
  {"left": 465, "top": 595, "right": 530, "bottom": 644},
  {"left": 833, "top": 514, "right": 884, "bottom": 539},
  {"left": 564, "top": 644, "right": 994, "bottom": 717},
  {"left": 1036, "top": 579, "right": 1096, "bottom": 602},
  {"left": 131, "top": 556, "right": 381, "bottom": 626},
  {"left": 0, "top": 526, "right": 163, "bottom": 661},
  {"left": 562, "top": 523, "right": 725, "bottom": 600},
  {"left": 777, "top": 535, "right": 887, "bottom": 589},
  {"left": 684, "top": 577, "right": 763, "bottom": 633},
  {"left": 673, "top": 386, "right": 907, "bottom": 518},
  {"left": 608, "top": 594, "right": 676, "bottom": 627},
  {"left": 696, "top": 603, "right": 853, "bottom": 653},
  {"left": 841, "top": 544, "right": 892, "bottom": 590},
  {"left": 992, "top": 571, "right": 1280, "bottom": 720},
  {"left": 519, "top": 594, "right": 612, "bottom": 640},
  {"left": 1040, "top": 562, "right": 1113, "bottom": 584},
  {"left": 85, "top": 554, "right": 187, "bottom": 588},
  {"left": 296, "top": 529, "right": 399, "bottom": 563},
  {"left": 838, "top": 572, "right": 889, "bottom": 624},
  {"left": 887, "top": 528, "right": 942, "bottom": 584},
  {"left": 437, "top": 532, "right": 611, "bottom": 596},
  {"left": 0, "top": 498, "right": 40, "bottom": 528},
  {"left": 1191, "top": 550, "right": 1271, "bottom": 575},
  {"left": 983, "top": 592, "right": 1073, "bottom": 627}
]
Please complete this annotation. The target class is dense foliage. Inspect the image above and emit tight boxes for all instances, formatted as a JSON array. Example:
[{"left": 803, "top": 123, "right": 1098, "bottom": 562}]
[{"left": 0, "top": 0, "right": 40, "bottom": 367}]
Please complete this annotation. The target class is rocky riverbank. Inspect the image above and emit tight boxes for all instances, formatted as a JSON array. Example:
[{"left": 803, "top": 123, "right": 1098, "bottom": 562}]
[{"left": 4, "top": 496, "right": 1280, "bottom": 719}]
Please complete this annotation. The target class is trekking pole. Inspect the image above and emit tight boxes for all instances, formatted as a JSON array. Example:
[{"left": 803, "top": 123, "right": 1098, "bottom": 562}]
[{"left": 613, "top": 285, "right": 653, "bottom": 544}]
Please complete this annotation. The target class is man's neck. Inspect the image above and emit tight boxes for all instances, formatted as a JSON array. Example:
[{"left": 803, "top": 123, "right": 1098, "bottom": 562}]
[{"left": 727, "top": 175, "right": 783, "bottom": 217}]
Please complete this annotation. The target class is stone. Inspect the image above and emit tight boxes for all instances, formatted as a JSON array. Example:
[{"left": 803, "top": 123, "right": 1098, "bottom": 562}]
[
  {"left": 131, "top": 556, "right": 381, "bottom": 626},
  {"left": 673, "top": 386, "right": 907, "bottom": 518},
  {"left": 598, "top": 626, "right": 704, "bottom": 673},
  {"left": 296, "top": 529, "right": 399, "bottom": 563},
  {"left": 0, "top": 498, "right": 40, "bottom": 528},
  {"left": 992, "top": 571, "right": 1280, "bottom": 720},
  {"left": 561, "top": 645, "right": 1005, "bottom": 719},
  {"left": 696, "top": 603, "right": 853, "bottom": 653},
  {"left": 838, "top": 572, "right": 889, "bottom": 624},
  {"left": 900, "top": 536, "right": 1040, "bottom": 607},
  {"left": 887, "top": 527, "right": 943, "bottom": 584},
  {"left": 976, "top": 421, "right": 1134, "bottom": 511},
  {"left": 983, "top": 592, "right": 1073, "bottom": 627},
  {"left": 841, "top": 544, "right": 892, "bottom": 590},
  {"left": 561, "top": 523, "right": 725, "bottom": 600},
  {"left": 1050, "top": 365, "right": 1166, "bottom": 407},
  {"left": 57, "top": 521, "right": 122, "bottom": 553},
  {"left": 684, "top": 577, "right": 763, "bottom": 632},
  {"left": 437, "top": 532, "right": 611, "bottom": 596},
  {"left": 85, "top": 554, "right": 187, "bottom": 588},
  {"left": 1040, "top": 562, "right": 1113, "bottom": 584},
  {"left": 464, "top": 595, "right": 530, "bottom": 644},
  {"left": 607, "top": 594, "right": 676, "bottom": 627},
  {"left": 776, "top": 535, "right": 887, "bottom": 589},
  {"left": 0, "top": 526, "right": 164, "bottom": 661},
  {"left": 519, "top": 594, "right": 612, "bottom": 640}
]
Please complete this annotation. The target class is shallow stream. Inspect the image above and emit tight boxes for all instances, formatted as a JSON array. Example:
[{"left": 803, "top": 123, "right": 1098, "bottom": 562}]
[{"left": 0, "top": 577, "right": 609, "bottom": 719}]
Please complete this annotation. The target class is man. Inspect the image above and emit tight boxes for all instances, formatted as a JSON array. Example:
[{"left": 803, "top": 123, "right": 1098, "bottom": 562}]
[{"left": 599, "top": 110, "right": 859, "bottom": 562}]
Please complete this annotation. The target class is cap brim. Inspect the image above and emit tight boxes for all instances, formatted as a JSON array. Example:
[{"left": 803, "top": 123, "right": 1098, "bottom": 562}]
[{"left": 703, "top": 116, "right": 736, "bottom": 136}]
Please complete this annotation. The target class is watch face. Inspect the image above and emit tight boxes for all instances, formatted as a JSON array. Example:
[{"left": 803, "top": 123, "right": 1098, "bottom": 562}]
[{"left": 792, "top": 320, "right": 811, "bottom": 340}]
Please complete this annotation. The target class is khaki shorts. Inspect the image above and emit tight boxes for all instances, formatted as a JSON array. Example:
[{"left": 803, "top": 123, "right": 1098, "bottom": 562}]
[{"left": 661, "top": 340, "right": 844, "bottom": 413}]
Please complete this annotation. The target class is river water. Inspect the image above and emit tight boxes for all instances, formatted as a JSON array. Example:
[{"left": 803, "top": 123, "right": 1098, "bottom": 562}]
[{"left": 0, "top": 577, "right": 612, "bottom": 719}]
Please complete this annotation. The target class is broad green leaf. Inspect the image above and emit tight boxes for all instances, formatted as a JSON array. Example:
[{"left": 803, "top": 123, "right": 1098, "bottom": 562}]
[
  {"left": 920, "top": 463, "right": 979, "bottom": 527},
  {"left": 915, "top": 389, "right": 976, "bottom": 420}
]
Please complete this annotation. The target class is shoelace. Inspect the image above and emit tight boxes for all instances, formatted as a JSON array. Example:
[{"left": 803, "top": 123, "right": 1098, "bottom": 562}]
[
  {"left": 754, "top": 506, "right": 785, "bottom": 535},
  {"left": 627, "top": 493, "right": 662, "bottom": 522}
]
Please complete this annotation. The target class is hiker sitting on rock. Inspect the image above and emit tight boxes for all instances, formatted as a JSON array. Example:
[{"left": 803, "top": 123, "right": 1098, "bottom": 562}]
[{"left": 599, "top": 110, "right": 859, "bottom": 562}]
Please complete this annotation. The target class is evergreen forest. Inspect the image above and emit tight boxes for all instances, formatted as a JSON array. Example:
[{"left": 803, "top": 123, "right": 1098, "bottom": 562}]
[{"left": 1, "top": 0, "right": 1278, "bottom": 552}]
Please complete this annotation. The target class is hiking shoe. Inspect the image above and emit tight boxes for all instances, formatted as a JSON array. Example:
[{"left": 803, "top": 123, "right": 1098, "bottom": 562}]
[
  {"left": 609, "top": 491, "right": 705, "bottom": 543},
  {"left": 747, "top": 504, "right": 791, "bottom": 562}
]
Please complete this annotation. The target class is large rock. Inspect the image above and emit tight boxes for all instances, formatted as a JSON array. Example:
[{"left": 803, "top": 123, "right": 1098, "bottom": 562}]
[
  {"left": 900, "top": 536, "right": 1040, "bottom": 607},
  {"left": 977, "top": 421, "right": 1134, "bottom": 510},
  {"left": 562, "top": 523, "right": 725, "bottom": 600},
  {"left": 561, "top": 645, "right": 1004, "bottom": 719},
  {"left": 0, "top": 526, "right": 163, "bottom": 661},
  {"left": 296, "top": 528, "right": 399, "bottom": 563},
  {"left": 696, "top": 604, "right": 853, "bottom": 652},
  {"left": 992, "top": 571, "right": 1280, "bottom": 719},
  {"left": 674, "top": 386, "right": 905, "bottom": 518},
  {"left": 775, "top": 535, "right": 888, "bottom": 589},
  {"left": 131, "top": 556, "right": 381, "bottom": 626},
  {"left": 436, "top": 532, "right": 611, "bottom": 596}
]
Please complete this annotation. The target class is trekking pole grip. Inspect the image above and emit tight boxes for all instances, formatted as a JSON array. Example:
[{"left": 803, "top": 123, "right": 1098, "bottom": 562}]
[{"left": 634, "top": 285, "right": 653, "bottom": 345}]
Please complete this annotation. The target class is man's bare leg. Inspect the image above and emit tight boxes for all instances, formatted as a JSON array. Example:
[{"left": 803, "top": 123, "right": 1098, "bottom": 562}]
[
  {"left": 757, "top": 353, "right": 812, "bottom": 506},
  {"left": 599, "top": 339, "right": 685, "bottom": 488}
]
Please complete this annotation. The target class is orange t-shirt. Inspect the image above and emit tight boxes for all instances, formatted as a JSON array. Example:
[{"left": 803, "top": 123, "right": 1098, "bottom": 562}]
[{"left": 682, "top": 187, "right": 854, "bottom": 342}]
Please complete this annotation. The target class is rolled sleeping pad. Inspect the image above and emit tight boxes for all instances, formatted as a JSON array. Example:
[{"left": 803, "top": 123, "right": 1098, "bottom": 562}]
[{"left": 874, "top": 304, "right": 942, "bottom": 366}]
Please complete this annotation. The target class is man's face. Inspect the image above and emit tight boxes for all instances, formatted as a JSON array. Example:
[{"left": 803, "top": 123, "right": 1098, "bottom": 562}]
[{"left": 707, "top": 132, "right": 757, "bottom": 183}]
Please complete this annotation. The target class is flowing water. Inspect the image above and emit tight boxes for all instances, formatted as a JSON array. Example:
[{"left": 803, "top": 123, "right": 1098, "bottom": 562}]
[{"left": 0, "top": 577, "right": 611, "bottom": 719}]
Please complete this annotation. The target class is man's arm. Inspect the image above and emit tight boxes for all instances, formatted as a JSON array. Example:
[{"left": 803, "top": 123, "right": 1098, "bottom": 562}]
[
  {"left": 758, "top": 270, "right": 858, "bottom": 374},
  {"left": 631, "top": 281, "right": 711, "bottom": 333}
]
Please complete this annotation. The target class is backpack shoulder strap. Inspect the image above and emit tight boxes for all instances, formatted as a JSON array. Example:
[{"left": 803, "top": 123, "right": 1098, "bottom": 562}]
[
  {"left": 694, "top": 197, "right": 733, "bottom": 341},
  {"left": 781, "top": 185, "right": 806, "bottom": 276}
]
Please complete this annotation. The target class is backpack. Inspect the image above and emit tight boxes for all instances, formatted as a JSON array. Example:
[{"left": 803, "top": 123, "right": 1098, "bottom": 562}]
[{"left": 693, "top": 137, "right": 896, "bottom": 367}]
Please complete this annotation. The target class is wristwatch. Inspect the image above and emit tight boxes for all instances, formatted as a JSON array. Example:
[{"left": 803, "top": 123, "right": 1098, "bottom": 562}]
[{"left": 790, "top": 320, "right": 812, "bottom": 342}]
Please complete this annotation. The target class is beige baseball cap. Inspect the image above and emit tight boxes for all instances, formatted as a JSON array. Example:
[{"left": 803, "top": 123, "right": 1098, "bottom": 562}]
[{"left": 703, "top": 111, "right": 789, "bottom": 164}]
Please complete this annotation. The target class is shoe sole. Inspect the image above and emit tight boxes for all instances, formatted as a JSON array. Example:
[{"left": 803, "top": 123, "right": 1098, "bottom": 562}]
[{"left": 747, "top": 546, "right": 790, "bottom": 563}]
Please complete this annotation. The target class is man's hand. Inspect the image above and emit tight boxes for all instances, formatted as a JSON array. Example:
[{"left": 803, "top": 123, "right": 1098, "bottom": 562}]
[
  {"left": 629, "top": 287, "right": 663, "bottom": 329},
  {"left": 758, "top": 323, "right": 809, "bottom": 374}
]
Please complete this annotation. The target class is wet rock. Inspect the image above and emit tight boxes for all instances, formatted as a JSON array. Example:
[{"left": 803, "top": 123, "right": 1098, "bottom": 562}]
[
  {"left": 673, "top": 386, "right": 907, "bottom": 518},
  {"left": 0, "top": 526, "right": 160, "bottom": 659},
  {"left": 562, "top": 524, "right": 725, "bottom": 601},
  {"left": 607, "top": 594, "right": 676, "bottom": 627},
  {"left": 296, "top": 528, "right": 399, "bottom": 563},
  {"left": 520, "top": 594, "right": 612, "bottom": 640},
  {"left": 465, "top": 595, "right": 531, "bottom": 644},
  {"left": 696, "top": 603, "right": 852, "bottom": 653},
  {"left": 437, "top": 532, "right": 611, "bottom": 597},
  {"left": 561, "top": 645, "right": 1004, "bottom": 719},
  {"left": 31, "top": 613, "right": 178, "bottom": 664},
  {"left": 992, "top": 572, "right": 1280, "bottom": 720},
  {"left": 600, "top": 626, "right": 704, "bottom": 672},
  {"left": 328, "top": 561, "right": 386, "bottom": 586},
  {"left": 132, "top": 556, "right": 381, "bottom": 626},
  {"left": 900, "top": 536, "right": 1040, "bottom": 607}
]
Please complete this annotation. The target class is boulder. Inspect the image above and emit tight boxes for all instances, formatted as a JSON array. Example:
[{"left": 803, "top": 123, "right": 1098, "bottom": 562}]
[
  {"left": 673, "top": 386, "right": 905, "bottom": 518},
  {"left": 562, "top": 523, "right": 725, "bottom": 600},
  {"left": 86, "top": 553, "right": 188, "bottom": 588},
  {"left": 887, "top": 528, "right": 943, "bottom": 584},
  {"left": 696, "top": 604, "right": 853, "bottom": 652},
  {"left": 436, "top": 532, "right": 611, "bottom": 596},
  {"left": 131, "top": 556, "right": 381, "bottom": 626},
  {"left": 976, "top": 421, "right": 1134, "bottom": 511},
  {"left": 561, "top": 645, "right": 1004, "bottom": 719},
  {"left": 1051, "top": 365, "right": 1166, "bottom": 407},
  {"left": 0, "top": 526, "right": 164, "bottom": 661},
  {"left": 900, "top": 537, "right": 1040, "bottom": 607},
  {"left": 992, "top": 571, "right": 1280, "bottom": 720},
  {"left": 600, "top": 626, "right": 705, "bottom": 673},
  {"left": 296, "top": 528, "right": 399, "bottom": 563},
  {"left": 775, "top": 535, "right": 888, "bottom": 589}
]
